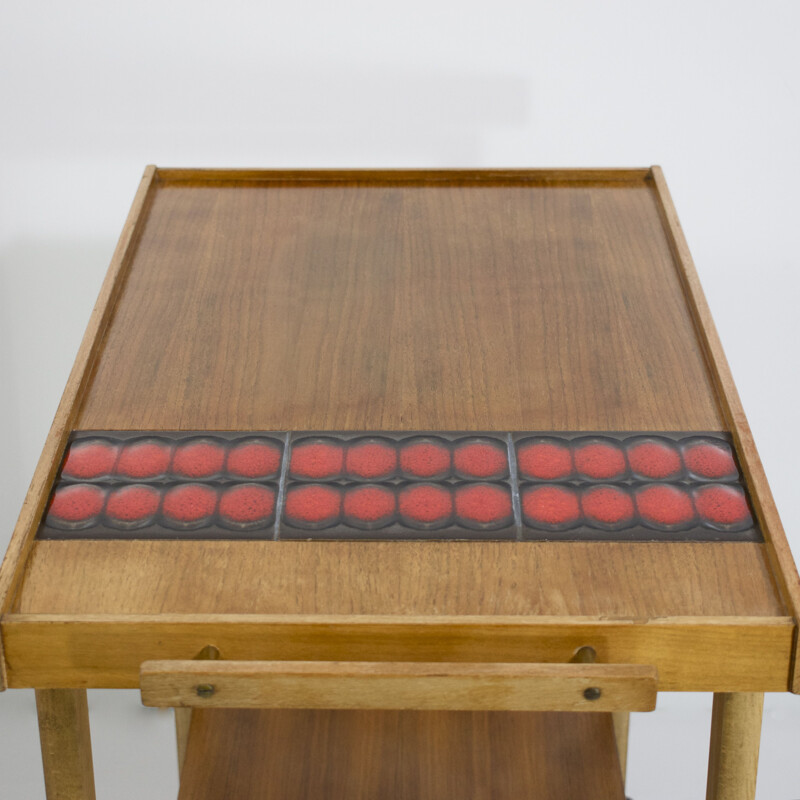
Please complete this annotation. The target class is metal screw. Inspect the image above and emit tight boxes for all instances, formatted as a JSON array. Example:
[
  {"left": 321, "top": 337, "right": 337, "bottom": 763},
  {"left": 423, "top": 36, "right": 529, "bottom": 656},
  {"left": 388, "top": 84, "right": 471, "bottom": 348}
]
[
  {"left": 583, "top": 687, "right": 602, "bottom": 701},
  {"left": 195, "top": 684, "right": 215, "bottom": 698}
]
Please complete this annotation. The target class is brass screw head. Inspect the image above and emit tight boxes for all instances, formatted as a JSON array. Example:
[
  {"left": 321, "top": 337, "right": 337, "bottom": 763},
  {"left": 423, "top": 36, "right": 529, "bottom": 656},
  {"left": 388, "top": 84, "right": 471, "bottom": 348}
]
[
  {"left": 195, "top": 684, "right": 215, "bottom": 698},
  {"left": 583, "top": 687, "right": 602, "bottom": 701}
]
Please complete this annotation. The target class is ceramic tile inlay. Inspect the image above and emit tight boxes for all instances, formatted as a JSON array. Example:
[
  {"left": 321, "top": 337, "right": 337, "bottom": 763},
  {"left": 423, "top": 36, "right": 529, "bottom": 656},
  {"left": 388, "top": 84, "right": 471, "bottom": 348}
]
[{"left": 37, "top": 431, "right": 760, "bottom": 542}]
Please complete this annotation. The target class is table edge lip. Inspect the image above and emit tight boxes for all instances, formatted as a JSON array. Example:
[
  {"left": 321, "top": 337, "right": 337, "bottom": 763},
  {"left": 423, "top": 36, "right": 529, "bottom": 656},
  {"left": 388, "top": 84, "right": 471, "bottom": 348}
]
[
  {"left": 3, "top": 611, "right": 793, "bottom": 692},
  {"left": 3, "top": 612, "right": 795, "bottom": 626},
  {"left": 153, "top": 166, "right": 656, "bottom": 185}
]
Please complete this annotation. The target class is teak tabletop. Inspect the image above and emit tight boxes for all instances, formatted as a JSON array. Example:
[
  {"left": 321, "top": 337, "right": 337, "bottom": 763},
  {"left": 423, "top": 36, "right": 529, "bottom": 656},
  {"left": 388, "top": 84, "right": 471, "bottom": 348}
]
[
  {"left": 1, "top": 168, "right": 798, "bottom": 701},
  {"left": 0, "top": 168, "right": 800, "bottom": 691}
]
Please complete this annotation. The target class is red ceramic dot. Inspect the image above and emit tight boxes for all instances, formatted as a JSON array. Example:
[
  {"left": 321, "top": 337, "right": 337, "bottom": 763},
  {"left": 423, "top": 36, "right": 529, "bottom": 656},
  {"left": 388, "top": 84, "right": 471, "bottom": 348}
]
[
  {"left": 694, "top": 485, "right": 751, "bottom": 527},
  {"left": 290, "top": 440, "right": 344, "bottom": 479},
  {"left": 344, "top": 485, "right": 396, "bottom": 523},
  {"left": 116, "top": 440, "right": 172, "bottom": 479},
  {"left": 48, "top": 484, "right": 105, "bottom": 522},
  {"left": 683, "top": 441, "right": 737, "bottom": 480},
  {"left": 517, "top": 440, "right": 572, "bottom": 480},
  {"left": 105, "top": 485, "right": 160, "bottom": 523},
  {"left": 227, "top": 440, "right": 282, "bottom": 479},
  {"left": 61, "top": 440, "right": 118, "bottom": 479},
  {"left": 455, "top": 484, "right": 512, "bottom": 526},
  {"left": 399, "top": 439, "right": 451, "bottom": 478},
  {"left": 219, "top": 485, "right": 276, "bottom": 524},
  {"left": 522, "top": 485, "right": 580, "bottom": 527},
  {"left": 626, "top": 439, "right": 682, "bottom": 479},
  {"left": 171, "top": 440, "right": 225, "bottom": 478},
  {"left": 162, "top": 484, "right": 217, "bottom": 523},
  {"left": 636, "top": 485, "right": 694, "bottom": 527},
  {"left": 581, "top": 486, "right": 635, "bottom": 526},
  {"left": 285, "top": 484, "right": 341, "bottom": 524},
  {"left": 453, "top": 439, "right": 508, "bottom": 478},
  {"left": 398, "top": 484, "right": 453, "bottom": 525},
  {"left": 573, "top": 441, "right": 626, "bottom": 480},
  {"left": 345, "top": 440, "right": 397, "bottom": 479}
]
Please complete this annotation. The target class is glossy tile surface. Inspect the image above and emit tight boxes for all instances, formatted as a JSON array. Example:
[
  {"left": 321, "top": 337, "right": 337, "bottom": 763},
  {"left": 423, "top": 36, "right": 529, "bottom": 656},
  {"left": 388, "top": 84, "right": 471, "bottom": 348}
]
[{"left": 38, "top": 431, "right": 759, "bottom": 542}]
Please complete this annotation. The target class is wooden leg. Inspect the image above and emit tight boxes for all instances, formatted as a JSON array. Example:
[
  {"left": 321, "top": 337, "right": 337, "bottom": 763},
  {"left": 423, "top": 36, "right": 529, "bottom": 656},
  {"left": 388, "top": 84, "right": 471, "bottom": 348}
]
[
  {"left": 175, "top": 707, "right": 193, "bottom": 777},
  {"left": 35, "top": 689, "right": 96, "bottom": 800},
  {"left": 612, "top": 711, "right": 629, "bottom": 786},
  {"left": 706, "top": 692, "right": 763, "bottom": 800},
  {"left": 175, "top": 643, "right": 218, "bottom": 779}
]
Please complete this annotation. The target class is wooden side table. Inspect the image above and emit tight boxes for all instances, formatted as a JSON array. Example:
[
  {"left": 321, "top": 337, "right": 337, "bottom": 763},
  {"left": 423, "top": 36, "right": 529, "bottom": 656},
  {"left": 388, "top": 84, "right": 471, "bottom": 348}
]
[{"left": 0, "top": 167, "right": 797, "bottom": 799}]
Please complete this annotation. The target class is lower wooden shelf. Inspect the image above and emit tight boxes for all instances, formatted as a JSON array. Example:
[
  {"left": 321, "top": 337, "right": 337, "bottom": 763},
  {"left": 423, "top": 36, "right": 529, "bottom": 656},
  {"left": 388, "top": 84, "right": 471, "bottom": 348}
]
[{"left": 178, "top": 708, "right": 626, "bottom": 799}]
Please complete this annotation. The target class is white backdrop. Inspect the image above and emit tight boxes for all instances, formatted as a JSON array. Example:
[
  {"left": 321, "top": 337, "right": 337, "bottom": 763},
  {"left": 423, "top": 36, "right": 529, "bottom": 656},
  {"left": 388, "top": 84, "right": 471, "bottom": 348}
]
[{"left": 1, "top": 1, "right": 798, "bottom": 797}]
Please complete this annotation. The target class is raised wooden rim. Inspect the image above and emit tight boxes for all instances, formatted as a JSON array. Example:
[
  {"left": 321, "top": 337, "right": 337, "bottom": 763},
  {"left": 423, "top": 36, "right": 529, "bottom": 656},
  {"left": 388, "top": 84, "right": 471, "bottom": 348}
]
[
  {"left": 649, "top": 165, "right": 800, "bottom": 691},
  {"left": 155, "top": 167, "right": 652, "bottom": 184},
  {"left": 0, "top": 166, "right": 159, "bottom": 689}
]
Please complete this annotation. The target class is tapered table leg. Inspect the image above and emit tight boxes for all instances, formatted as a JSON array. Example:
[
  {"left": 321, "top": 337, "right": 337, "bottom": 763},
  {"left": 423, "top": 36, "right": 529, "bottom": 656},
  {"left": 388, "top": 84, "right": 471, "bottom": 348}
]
[
  {"left": 175, "top": 707, "right": 193, "bottom": 777},
  {"left": 706, "top": 692, "right": 763, "bottom": 800},
  {"left": 612, "top": 711, "right": 630, "bottom": 786},
  {"left": 35, "top": 689, "right": 96, "bottom": 800}
]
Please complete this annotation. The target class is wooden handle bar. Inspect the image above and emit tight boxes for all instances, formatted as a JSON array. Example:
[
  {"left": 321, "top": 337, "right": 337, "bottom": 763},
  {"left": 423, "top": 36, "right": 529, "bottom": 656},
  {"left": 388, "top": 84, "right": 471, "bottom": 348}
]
[{"left": 140, "top": 660, "right": 657, "bottom": 712}]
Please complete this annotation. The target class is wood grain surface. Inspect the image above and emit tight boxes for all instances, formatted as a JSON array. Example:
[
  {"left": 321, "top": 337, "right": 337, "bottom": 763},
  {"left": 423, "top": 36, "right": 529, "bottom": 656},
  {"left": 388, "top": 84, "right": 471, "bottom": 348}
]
[
  {"left": 612, "top": 710, "right": 630, "bottom": 785},
  {"left": 15, "top": 540, "right": 784, "bottom": 617},
  {"left": 3, "top": 614, "right": 792, "bottom": 692},
  {"left": 35, "top": 689, "right": 96, "bottom": 800},
  {"left": 174, "top": 707, "right": 192, "bottom": 778},
  {"left": 13, "top": 539, "right": 789, "bottom": 690},
  {"left": 177, "top": 708, "right": 626, "bottom": 800},
  {"left": 77, "top": 175, "right": 723, "bottom": 431},
  {"left": 140, "top": 659, "right": 658, "bottom": 712},
  {"left": 706, "top": 692, "right": 764, "bottom": 800},
  {"left": 157, "top": 167, "right": 653, "bottom": 184}
]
